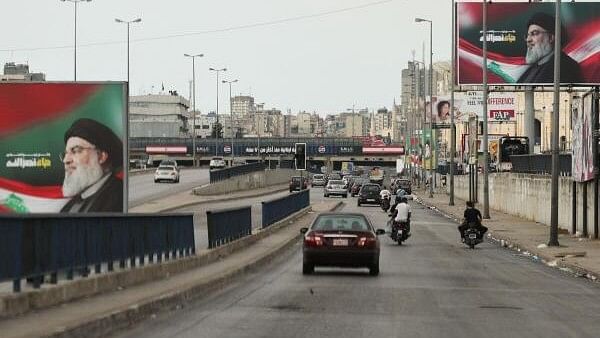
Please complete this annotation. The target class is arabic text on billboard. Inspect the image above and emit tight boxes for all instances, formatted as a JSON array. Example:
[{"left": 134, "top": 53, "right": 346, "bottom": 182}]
[
  {"left": 0, "top": 83, "right": 127, "bottom": 214},
  {"left": 457, "top": 2, "right": 600, "bottom": 85}
]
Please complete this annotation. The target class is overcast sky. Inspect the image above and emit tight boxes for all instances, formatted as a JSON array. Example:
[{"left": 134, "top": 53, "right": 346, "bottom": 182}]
[{"left": 2, "top": 0, "right": 458, "bottom": 115}]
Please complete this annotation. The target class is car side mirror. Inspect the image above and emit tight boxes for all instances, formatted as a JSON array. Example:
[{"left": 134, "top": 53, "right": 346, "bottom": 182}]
[
  {"left": 300, "top": 227, "right": 309, "bottom": 234},
  {"left": 375, "top": 229, "right": 386, "bottom": 235}
]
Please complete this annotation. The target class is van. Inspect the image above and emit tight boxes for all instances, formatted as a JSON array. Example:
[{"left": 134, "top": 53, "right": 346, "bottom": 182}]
[{"left": 209, "top": 157, "right": 226, "bottom": 170}]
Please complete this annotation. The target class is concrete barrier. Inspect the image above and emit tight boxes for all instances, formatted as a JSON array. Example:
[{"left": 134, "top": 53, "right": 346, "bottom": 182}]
[
  {"left": 0, "top": 206, "right": 312, "bottom": 319},
  {"left": 193, "top": 168, "right": 301, "bottom": 195},
  {"left": 450, "top": 173, "right": 595, "bottom": 236}
]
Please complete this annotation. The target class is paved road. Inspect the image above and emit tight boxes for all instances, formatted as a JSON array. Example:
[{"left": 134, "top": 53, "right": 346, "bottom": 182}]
[
  {"left": 117, "top": 194, "right": 600, "bottom": 338},
  {"left": 178, "top": 186, "right": 331, "bottom": 250},
  {"left": 128, "top": 168, "right": 210, "bottom": 207}
]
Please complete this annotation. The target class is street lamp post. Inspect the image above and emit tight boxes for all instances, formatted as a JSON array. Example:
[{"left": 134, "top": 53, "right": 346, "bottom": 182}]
[
  {"left": 115, "top": 18, "right": 142, "bottom": 85},
  {"left": 222, "top": 79, "right": 238, "bottom": 166},
  {"left": 415, "top": 17, "right": 434, "bottom": 198},
  {"left": 209, "top": 67, "right": 227, "bottom": 156},
  {"left": 60, "top": 0, "right": 92, "bottom": 81},
  {"left": 184, "top": 53, "right": 204, "bottom": 167}
]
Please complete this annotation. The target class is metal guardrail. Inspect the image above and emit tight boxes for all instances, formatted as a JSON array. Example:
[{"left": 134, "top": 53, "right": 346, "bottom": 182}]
[
  {"left": 206, "top": 207, "right": 252, "bottom": 249},
  {"left": 262, "top": 189, "right": 310, "bottom": 229},
  {"left": 510, "top": 154, "right": 572, "bottom": 175},
  {"left": 209, "top": 162, "right": 266, "bottom": 183},
  {"left": 0, "top": 213, "right": 195, "bottom": 293}
]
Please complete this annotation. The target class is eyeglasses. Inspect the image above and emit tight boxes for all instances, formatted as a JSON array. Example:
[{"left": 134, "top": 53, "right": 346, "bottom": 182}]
[
  {"left": 59, "top": 146, "right": 96, "bottom": 161},
  {"left": 524, "top": 29, "right": 548, "bottom": 40}
]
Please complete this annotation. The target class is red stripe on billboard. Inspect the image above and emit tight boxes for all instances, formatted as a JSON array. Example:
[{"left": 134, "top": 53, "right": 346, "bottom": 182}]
[
  {"left": 0, "top": 83, "right": 98, "bottom": 136},
  {"left": 363, "top": 147, "right": 405, "bottom": 154},
  {"left": 0, "top": 177, "right": 63, "bottom": 198}
]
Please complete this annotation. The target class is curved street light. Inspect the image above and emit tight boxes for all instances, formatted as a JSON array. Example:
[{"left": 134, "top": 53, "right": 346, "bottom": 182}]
[
  {"left": 209, "top": 67, "right": 227, "bottom": 156},
  {"left": 184, "top": 53, "right": 204, "bottom": 166},
  {"left": 222, "top": 79, "right": 239, "bottom": 166},
  {"left": 59, "top": 0, "right": 92, "bottom": 81}
]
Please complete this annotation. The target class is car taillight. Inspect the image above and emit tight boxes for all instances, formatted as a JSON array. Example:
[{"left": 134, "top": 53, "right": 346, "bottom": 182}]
[
  {"left": 304, "top": 232, "right": 324, "bottom": 247},
  {"left": 357, "top": 235, "right": 376, "bottom": 248}
]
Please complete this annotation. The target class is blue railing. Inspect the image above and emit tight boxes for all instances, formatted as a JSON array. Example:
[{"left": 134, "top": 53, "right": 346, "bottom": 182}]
[
  {"left": 262, "top": 189, "right": 310, "bottom": 228},
  {"left": 209, "top": 162, "right": 266, "bottom": 183},
  {"left": 206, "top": 207, "right": 252, "bottom": 248},
  {"left": 0, "top": 213, "right": 194, "bottom": 292}
]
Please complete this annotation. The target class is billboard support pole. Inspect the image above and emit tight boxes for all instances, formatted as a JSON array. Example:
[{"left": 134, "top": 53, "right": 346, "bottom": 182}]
[
  {"left": 450, "top": 0, "right": 456, "bottom": 206},
  {"left": 549, "top": 0, "right": 561, "bottom": 246},
  {"left": 482, "top": 0, "right": 490, "bottom": 218},
  {"left": 572, "top": 181, "right": 577, "bottom": 235},
  {"left": 594, "top": 86, "right": 599, "bottom": 239},
  {"left": 525, "top": 88, "right": 535, "bottom": 153}
]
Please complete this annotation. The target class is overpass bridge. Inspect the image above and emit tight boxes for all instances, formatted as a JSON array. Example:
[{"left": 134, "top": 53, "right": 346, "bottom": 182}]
[{"left": 130, "top": 137, "right": 406, "bottom": 170}]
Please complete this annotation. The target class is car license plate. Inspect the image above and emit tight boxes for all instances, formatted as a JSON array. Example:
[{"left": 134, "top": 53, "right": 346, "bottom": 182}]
[
  {"left": 332, "top": 239, "right": 348, "bottom": 246},
  {"left": 367, "top": 199, "right": 375, "bottom": 202},
  {"left": 468, "top": 234, "right": 477, "bottom": 239}
]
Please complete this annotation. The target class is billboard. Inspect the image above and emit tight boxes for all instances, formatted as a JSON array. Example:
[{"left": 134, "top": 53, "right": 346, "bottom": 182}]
[
  {"left": 572, "top": 93, "right": 594, "bottom": 182},
  {"left": 0, "top": 83, "right": 127, "bottom": 213},
  {"left": 457, "top": 2, "right": 600, "bottom": 85},
  {"left": 430, "top": 92, "right": 516, "bottom": 127}
]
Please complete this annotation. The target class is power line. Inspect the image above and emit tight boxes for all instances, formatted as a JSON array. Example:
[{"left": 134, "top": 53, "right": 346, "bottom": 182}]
[{"left": 0, "top": 0, "right": 395, "bottom": 53}]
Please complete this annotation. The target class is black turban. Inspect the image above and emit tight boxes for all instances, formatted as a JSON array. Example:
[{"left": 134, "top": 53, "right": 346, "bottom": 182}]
[
  {"left": 527, "top": 12, "right": 567, "bottom": 45},
  {"left": 64, "top": 118, "right": 123, "bottom": 169}
]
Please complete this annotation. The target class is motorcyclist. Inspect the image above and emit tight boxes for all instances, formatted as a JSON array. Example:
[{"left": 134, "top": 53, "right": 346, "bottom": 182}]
[
  {"left": 380, "top": 186, "right": 392, "bottom": 211},
  {"left": 392, "top": 196, "right": 411, "bottom": 235},
  {"left": 458, "top": 200, "right": 488, "bottom": 241}
]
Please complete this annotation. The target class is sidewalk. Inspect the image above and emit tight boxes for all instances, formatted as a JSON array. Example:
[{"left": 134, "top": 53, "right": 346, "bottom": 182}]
[
  {"left": 0, "top": 200, "right": 342, "bottom": 338},
  {"left": 414, "top": 188, "right": 600, "bottom": 282},
  {"left": 129, "top": 184, "right": 288, "bottom": 213}
]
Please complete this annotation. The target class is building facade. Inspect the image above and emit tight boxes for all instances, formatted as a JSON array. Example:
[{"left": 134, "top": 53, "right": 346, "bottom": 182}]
[{"left": 129, "top": 93, "right": 190, "bottom": 138}]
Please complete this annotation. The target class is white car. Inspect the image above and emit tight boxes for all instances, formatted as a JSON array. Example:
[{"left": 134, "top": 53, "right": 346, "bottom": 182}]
[
  {"left": 210, "top": 157, "right": 227, "bottom": 170},
  {"left": 154, "top": 165, "right": 180, "bottom": 183}
]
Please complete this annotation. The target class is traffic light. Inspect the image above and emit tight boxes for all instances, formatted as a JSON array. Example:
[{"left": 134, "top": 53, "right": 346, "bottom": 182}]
[{"left": 295, "top": 143, "right": 306, "bottom": 170}]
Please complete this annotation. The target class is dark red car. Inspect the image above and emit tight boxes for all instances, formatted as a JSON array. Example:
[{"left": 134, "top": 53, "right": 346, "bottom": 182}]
[
  {"left": 289, "top": 176, "right": 308, "bottom": 192},
  {"left": 301, "top": 213, "right": 386, "bottom": 276}
]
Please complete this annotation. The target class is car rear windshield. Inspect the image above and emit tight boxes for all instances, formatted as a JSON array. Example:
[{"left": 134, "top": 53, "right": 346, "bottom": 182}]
[
  {"left": 313, "top": 175, "right": 324, "bottom": 179},
  {"left": 292, "top": 177, "right": 303, "bottom": 182},
  {"left": 312, "top": 215, "right": 371, "bottom": 232},
  {"left": 158, "top": 166, "right": 175, "bottom": 171},
  {"left": 328, "top": 180, "right": 343, "bottom": 185},
  {"left": 362, "top": 185, "right": 380, "bottom": 192}
]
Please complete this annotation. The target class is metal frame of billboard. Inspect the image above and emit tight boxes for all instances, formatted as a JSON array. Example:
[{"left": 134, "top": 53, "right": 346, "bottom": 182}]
[
  {"left": 456, "top": 1, "right": 600, "bottom": 87},
  {"left": 0, "top": 81, "right": 128, "bottom": 214}
]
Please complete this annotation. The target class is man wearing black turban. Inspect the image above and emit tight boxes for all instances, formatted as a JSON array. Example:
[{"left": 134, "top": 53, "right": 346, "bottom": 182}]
[
  {"left": 60, "top": 118, "right": 124, "bottom": 213},
  {"left": 517, "top": 12, "right": 582, "bottom": 84}
]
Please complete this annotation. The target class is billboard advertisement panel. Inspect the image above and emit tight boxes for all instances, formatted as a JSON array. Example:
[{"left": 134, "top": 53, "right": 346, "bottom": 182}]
[
  {"left": 457, "top": 2, "right": 600, "bottom": 85},
  {"left": 430, "top": 92, "right": 516, "bottom": 127},
  {"left": 0, "top": 83, "right": 127, "bottom": 213},
  {"left": 571, "top": 93, "right": 594, "bottom": 182}
]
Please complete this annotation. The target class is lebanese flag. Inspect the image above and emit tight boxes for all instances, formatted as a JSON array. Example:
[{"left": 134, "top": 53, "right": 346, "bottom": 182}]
[{"left": 0, "top": 177, "right": 67, "bottom": 213}]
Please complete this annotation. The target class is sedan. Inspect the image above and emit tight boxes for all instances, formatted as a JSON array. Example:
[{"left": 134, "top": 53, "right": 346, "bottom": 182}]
[
  {"left": 154, "top": 165, "right": 180, "bottom": 183},
  {"left": 324, "top": 180, "right": 348, "bottom": 198},
  {"left": 357, "top": 183, "right": 382, "bottom": 206},
  {"left": 301, "top": 213, "right": 386, "bottom": 276}
]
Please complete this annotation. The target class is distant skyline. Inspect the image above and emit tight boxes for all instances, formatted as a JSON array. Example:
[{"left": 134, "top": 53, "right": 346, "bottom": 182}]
[{"left": 1, "top": 0, "right": 457, "bottom": 115}]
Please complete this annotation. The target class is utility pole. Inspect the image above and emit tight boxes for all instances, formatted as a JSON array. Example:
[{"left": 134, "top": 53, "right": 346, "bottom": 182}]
[
  {"left": 482, "top": 0, "right": 490, "bottom": 218},
  {"left": 449, "top": 0, "right": 456, "bottom": 206},
  {"left": 549, "top": 0, "right": 561, "bottom": 246},
  {"left": 184, "top": 53, "right": 204, "bottom": 166}
]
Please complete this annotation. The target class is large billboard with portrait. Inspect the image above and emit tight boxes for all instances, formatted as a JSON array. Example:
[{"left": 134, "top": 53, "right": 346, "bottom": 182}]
[
  {"left": 457, "top": 2, "right": 600, "bottom": 85},
  {"left": 571, "top": 93, "right": 594, "bottom": 182},
  {"left": 0, "top": 82, "right": 127, "bottom": 213},
  {"left": 430, "top": 92, "right": 516, "bottom": 128}
]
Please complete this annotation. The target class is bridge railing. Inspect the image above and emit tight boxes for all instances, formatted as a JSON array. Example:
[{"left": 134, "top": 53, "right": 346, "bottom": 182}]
[
  {"left": 0, "top": 213, "right": 194, "bottom": 293},
  {"left": 206, "top": 207, "right": 252, "bottom": 248},
  {"left": 510, "top": 154, "right": 572, "bottom": 176},
  {"left": 209, "top": 162, "right": 266, "bottom": 183},
  {"left": 262, "top": 190, "right": 310, "bottom": 228}
]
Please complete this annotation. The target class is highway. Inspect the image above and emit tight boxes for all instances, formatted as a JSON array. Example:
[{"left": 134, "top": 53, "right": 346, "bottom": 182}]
[
  {"left": 117, "top": 189, "right": 600, "bottom": 338},
  {"left": 128, "top": 168, "right": 211, "bottom": 208}
]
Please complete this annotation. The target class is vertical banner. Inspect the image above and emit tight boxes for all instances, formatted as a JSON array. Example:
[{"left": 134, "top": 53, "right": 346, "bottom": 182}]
[
  {"left": 572, "top": 94, "right": 594, "bottom": 182},
  {"left": 0, "top": 82, "right": 127, "bottom": 213}
]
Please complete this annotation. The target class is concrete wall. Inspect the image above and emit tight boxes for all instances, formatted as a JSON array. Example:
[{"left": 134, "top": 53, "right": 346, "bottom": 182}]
[
  {"left": 451, "top": 173, "right": 596, "bottom": 236},
  {"left": 193, "top": 169, "right": 299, "bottom": 195}
]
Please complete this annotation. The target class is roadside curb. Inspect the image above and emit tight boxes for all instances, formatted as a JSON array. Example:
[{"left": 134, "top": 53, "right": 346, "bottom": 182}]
[
  {"left": 7, "top": 201, "right": 342, "bottom": 338},
  {"left": 413, "top": 194, "right": 599, "bottom": 284},
  {"left": 132, "top": 185, "right": 289, "bottom": 213}
]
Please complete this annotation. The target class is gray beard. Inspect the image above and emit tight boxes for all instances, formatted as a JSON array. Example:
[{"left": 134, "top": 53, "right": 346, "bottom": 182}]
[
  {"left": 62, "top": 160, "right": 105, "bottom": 197},
  {"left": 525, "top": 41, "right": 553, "bottom": 65}
]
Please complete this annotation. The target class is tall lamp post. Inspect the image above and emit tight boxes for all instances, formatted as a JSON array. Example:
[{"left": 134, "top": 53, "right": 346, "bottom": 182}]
[
  {"left": 115, "top": 18, "right": 141, "bottom": 85},
  {"left": 60, "top": 0, "right": 92, "bottom": 81},
  {"left": 209, "top": 67, "right": 227, "bottom": 156},
  {"left": 415, "top": 17, "right": 434, "bottom": 198},
  {"left": 184, "top": 53, "right": 204, "bottom": 166},
  {"left": 222, "top": 79, "right": 238, "bottom": 166}
]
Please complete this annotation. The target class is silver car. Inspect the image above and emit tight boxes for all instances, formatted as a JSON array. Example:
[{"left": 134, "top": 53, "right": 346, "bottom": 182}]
[
  {"left": 312, "top": 174, "right": 327, "bottom": 187},
  {"left": 324, "top": 180, "right": 348, "bottom": 198}
]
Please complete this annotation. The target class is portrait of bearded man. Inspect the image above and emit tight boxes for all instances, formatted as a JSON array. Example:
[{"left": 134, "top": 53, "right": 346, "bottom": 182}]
[
  {"left": 517, "top": 12, "right": 582, "bottom": 84},
  {"left": 60, "top": 118, "right": 124, "bottom": 213}
]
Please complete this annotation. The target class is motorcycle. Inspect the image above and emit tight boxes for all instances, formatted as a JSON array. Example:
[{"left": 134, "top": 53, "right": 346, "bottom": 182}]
[
  {"left": 463, "top": 223, "right": 483, "bottom": 249},
  {"left": 388, "top": 218, "right": 410, "bottom": 245},
  {"left": 381, "top": 196, "right": 391, "bottom": 212}
]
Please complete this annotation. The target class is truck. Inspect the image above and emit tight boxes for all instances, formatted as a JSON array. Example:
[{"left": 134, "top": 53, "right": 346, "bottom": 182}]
[
  {"left": 368, "top": 167, "right": 384, "bottom": 186},
  {"left": 341, "top": 161, "right": 355, "bottom": 177}
]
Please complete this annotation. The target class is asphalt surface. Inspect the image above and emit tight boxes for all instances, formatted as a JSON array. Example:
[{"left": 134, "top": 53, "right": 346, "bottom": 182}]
[
  {"left": 128, "top": 168, "right": 210, "bottom": 207},
  {"left": 116, "top": 191, "right": 600, "bottom": 338}
]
